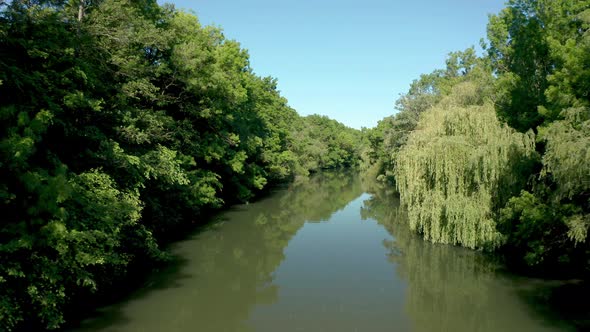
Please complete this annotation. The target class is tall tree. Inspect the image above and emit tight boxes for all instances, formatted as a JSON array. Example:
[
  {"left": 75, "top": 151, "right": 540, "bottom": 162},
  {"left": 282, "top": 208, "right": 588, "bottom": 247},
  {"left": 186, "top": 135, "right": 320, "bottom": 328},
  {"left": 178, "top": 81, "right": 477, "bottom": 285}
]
[{"left": 486, "top": 0, "right": 550, "bottom": 131}]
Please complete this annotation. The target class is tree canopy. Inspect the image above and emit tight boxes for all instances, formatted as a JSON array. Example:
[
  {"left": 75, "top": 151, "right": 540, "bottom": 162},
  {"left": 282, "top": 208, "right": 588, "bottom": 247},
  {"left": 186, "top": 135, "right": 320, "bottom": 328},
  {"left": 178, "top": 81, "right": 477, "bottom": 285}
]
[
  {"left": 0, "top": 1, "right": 360, "bottom": 329},
  {"left": 364, "top": 0, "right": 590, "bottom": 274}
]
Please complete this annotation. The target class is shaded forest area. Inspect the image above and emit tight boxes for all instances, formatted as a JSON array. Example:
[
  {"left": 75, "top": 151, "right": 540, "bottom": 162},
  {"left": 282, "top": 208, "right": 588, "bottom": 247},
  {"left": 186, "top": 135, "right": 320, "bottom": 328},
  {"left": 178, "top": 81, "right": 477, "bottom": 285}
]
[{"left": 0, "top": 1, "right": 360, "bottom": 329}]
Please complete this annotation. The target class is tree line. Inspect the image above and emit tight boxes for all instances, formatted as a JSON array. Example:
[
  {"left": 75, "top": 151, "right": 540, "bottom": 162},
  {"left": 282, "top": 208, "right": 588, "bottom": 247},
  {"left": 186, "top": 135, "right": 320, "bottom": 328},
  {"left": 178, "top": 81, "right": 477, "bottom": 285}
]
[
  {"left": 0, "top": 0, "right": 361, "bottom": 329},
  {"left": 362, "top": 0, "right": 589, "bottom": 276}
]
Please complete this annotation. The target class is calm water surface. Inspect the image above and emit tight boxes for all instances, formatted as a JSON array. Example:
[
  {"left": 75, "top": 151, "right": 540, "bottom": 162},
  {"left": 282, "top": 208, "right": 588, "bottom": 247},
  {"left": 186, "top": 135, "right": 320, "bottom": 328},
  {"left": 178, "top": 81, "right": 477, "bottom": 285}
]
[{"left": 76, "top": 172, "right": 575, "bottom": 332}]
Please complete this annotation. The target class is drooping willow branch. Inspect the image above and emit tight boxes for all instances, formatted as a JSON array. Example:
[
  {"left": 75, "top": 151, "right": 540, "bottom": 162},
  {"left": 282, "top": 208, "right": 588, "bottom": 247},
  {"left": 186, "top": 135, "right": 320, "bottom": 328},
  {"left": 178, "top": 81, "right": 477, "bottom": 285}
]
[{"left": 395, "top": 82, "right": 535, "bottom": 249}]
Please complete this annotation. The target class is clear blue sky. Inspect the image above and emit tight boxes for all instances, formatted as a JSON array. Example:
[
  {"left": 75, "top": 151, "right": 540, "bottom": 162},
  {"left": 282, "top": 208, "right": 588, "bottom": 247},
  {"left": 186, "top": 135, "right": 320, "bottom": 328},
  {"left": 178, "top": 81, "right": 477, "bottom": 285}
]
[{"left": 164, "top": 0, "right": 506, "bottom": 129}]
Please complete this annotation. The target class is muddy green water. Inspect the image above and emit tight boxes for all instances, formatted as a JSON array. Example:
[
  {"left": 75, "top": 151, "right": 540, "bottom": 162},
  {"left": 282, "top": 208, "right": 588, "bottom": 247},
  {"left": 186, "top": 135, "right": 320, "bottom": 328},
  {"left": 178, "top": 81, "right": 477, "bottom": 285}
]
[{"left": 76, "top": 172, "right": 577, "bottom": 332}]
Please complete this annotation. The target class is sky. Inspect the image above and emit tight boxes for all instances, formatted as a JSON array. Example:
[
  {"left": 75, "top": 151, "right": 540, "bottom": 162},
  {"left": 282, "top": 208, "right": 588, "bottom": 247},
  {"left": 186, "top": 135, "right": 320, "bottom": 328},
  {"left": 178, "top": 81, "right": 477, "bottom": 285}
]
[{"left": 164, "top": 0, "right": 507, "bottom": 129}]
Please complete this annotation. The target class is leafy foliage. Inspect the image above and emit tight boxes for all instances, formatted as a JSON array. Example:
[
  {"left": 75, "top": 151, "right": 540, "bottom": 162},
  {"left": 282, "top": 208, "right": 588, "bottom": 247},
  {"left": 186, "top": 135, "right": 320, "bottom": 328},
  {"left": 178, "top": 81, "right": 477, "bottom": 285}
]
[
  {"left": 488, "top": 0, "right": 590, "bottom": 271},
  {"left": 499, "top": 107, "right": 590, "bottom": 271},
  {"left": 367, "top": 0, "right": 590, "bottom": 274},
  {"left": 292, "top": 115, "right": 361, "bottom": 173},
  {"left": 395, "top": 83, "right": 536, "bottom": 249},
  {"left": 0, "top": 1, "right": 359, "bottom": 329},
  {"left": 361, "top": 47, "right": 495, "bottom": 184}
]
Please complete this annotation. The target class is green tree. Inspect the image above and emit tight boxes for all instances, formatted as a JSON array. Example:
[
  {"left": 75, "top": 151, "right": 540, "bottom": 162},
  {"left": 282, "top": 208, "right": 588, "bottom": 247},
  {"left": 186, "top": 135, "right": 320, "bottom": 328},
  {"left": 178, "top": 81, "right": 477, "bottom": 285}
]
[
  {"left": 0, "top": 1, "right": 360, "bottom": 329},
  {"left": 499, "top": 107, "right": 590, "bottom": 271},
  {"left": 395, "top": 82, "right": 536, "bottom": 249},
  {"left": 486, "top": 0, "right": 550, "bottom": 131}
]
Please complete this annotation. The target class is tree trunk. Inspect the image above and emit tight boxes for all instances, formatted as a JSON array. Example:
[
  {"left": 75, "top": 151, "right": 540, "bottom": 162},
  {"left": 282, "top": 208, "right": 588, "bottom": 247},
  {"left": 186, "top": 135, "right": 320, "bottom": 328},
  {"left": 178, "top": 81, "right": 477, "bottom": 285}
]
[{"left": 78, "top": 0, "right": 85, "bottom": 22}]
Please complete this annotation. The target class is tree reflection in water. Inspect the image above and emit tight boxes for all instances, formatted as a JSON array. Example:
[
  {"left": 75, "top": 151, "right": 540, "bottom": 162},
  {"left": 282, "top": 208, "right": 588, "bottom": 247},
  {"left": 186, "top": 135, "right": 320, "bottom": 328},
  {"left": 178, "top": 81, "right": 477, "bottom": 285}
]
[
  {"left": 75, "top": 171, "right": 363, "bottom": 332},
  {"left": 361, "top": 182, "right": 570, "bottom": 332},
  {"left": 75, "top": 173, "right": 572, "bottom": 332}
]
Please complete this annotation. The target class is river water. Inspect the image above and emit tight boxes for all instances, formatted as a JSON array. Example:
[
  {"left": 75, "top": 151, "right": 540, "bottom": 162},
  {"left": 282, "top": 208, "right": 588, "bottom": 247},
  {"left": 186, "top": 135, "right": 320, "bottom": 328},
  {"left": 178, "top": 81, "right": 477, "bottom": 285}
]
[{"left": 75, "top": 172, "right": 576, "bottom": 332}]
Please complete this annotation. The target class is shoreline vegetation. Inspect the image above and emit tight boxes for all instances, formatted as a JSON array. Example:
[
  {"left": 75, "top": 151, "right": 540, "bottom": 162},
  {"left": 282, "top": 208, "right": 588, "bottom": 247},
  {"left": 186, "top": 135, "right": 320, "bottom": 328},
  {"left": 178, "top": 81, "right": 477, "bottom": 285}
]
[
  {"left": 361, "top": 0, "right": 590, "bottom": 278},
  {"left": 1, "top": 0, "right": 589, "bottom": 330}
]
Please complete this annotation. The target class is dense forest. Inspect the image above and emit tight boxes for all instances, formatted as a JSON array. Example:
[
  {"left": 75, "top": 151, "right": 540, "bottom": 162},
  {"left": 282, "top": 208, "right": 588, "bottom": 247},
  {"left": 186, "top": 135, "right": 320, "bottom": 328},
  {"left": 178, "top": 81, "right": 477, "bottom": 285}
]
[
  {"left": 362, "top": 0, "right": 590, "bottom": 274},
  {"left": 1, "top": 0, "right": 589, "bottom": 330},
  {"left": 0, "top": 0, "right": 360, "bottom": 329}
]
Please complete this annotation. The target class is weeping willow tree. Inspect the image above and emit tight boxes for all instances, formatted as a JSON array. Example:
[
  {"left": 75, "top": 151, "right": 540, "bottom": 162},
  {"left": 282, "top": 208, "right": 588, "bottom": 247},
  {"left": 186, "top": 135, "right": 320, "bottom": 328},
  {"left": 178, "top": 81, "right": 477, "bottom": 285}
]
[
  {"left": 542, "top": 107, "right": 590, "bottom": 244},
  {"left": 395, "top": 82, "right": 536, "bottom": 249}
]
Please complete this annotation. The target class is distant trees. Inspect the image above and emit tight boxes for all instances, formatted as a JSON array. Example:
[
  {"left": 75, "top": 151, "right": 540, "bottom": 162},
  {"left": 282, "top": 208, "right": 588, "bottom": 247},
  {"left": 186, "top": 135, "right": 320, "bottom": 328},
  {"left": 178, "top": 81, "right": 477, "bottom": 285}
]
[
  {"left": 0, "top": 1, "right": 359, "bottom": 329},
  {"left": 293, "top": 115, "right": 361, "bottom": 172}
]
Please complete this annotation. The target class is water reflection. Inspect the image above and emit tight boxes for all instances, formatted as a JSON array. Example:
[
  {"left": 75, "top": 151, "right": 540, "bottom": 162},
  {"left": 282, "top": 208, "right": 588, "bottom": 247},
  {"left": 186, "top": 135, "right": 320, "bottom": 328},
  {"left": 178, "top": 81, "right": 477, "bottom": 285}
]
[
  {"left": 361, "top": 184, "right": 571, "bottom": 332},
  {"left": 75, "top": 171, "right": 364, "bottom": 332},
  {"left": 75, "top": 172, "right": 575, "bottom": 332}
]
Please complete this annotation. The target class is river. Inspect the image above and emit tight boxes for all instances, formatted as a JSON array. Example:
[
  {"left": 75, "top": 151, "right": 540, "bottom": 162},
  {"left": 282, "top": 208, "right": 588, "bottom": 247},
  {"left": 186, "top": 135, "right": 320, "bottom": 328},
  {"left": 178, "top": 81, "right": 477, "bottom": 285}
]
[{"left": 74, "top": 171, "right": 577, "bottom": 332}]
